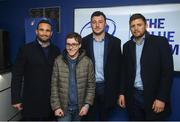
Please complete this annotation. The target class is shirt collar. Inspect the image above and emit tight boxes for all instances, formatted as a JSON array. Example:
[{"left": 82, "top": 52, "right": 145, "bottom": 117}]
[
  {"left": 133, "top": 34, "right": 145, "bottom": 45},
  {"left": 93, "top": 37, "right": 105, "bottom": 43},
  {"left": 93, "top": 34, "right": 105, "bottom": 42},
  {"left": 37, "top": 39, "right": 50, "bottom": 48}
]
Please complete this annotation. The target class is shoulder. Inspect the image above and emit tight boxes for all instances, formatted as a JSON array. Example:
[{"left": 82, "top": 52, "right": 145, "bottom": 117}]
[
  {"left": 55, "top": 55, "right": 63, "bottom": 61},
  {"left": 147, "top": 34, "right": 169, "bottom": 45},
  {"left": 80, "top": 51, "right": 93, "bottom": 65},
  {"left": 54, "top": 55, "right": 65, "bottom": 65},
  {"left": 106, "top": 33, "right": 121, "bottom": 41},
  {"left": 83, "top": 33, "right": 93, "bottom": 39},
  {"left": 83, "top": 55, "right": 92, "bottom": 62},
  {"left": 149, "top": 34, "right": 165, "bottom": 40},
  {"left": 123, "top": 40, "right": 133, "bottom": 50},
  {"left": 20, "top": 41, "right": 36, "bottom": 52},
  {"left": 82, "top": 33, "right": 93, "bottom": 42}
]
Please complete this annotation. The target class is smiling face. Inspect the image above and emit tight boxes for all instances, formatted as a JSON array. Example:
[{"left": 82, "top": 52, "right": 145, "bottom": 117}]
[
  {"left": 66, "top": 37, "right": 81, "bottom": 59},
  {"left": 36, "top": 23, "right": 52, "bottom": 43},
  {"left": 91, "top": 15, "right": 106, "bottom": 36},
  {"left": 130, "top": 18, "right": 147, "bottom": 39}
]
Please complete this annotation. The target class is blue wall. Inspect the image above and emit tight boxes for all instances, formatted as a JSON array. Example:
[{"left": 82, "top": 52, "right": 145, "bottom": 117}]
[{"left": 0, "top": 0, "right": 180, "bottom": 120}]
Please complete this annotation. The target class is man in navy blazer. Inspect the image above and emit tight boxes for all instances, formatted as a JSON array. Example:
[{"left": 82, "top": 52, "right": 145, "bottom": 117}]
[
  {"left": 81, "top": 11, "right": 122, "bottom": 120},
  {"left": 11, "top": 19, "right": 60, "bottom": 120},
  {"left": 119, "top": 13, "right": 174, "bottom": 120}
]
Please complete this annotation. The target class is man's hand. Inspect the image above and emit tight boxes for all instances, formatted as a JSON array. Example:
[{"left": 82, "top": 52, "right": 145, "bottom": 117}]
[
  {"left": 152, "top": 99, "right": 165, "bottom": 113},
  {"left": 79, "top": 104, "right": 89, "bottom": 116},
  {"left": 12, "top": 103, "right": 23, "bottom": 111},
  {"left": 118, "top": 95, "right": 126, "bottom": 108},
  {"left": 55, "top": 108, "right": 64, "bottom": 117}
]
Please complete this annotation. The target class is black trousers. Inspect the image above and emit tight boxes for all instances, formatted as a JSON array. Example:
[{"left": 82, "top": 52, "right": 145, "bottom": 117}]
[
  {"left": 82, "top": 82, "right": 109, "bottom": 121},
  {"left": 129, "top": 89, "right": 167, "bottom": 121},
  {"left": 129, "top": 89, "right": 145, "bottom": 121}
]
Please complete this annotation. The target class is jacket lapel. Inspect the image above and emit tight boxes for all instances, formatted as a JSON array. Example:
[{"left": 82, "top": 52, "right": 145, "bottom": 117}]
[
  {"left": 104, "top": 34, "right": 109, "bottom": 67},
  {"left": 140, "top": 32, "right": 150, "bottom": 64},
  {"left": 89, "top": 35, "right": 95, "bottom": 65},
  {"left": 35, "top": 40, "right": 50, "bottom": 65},
  {"left": 129, "top": 40, "right": 136, "bottom": 74}
]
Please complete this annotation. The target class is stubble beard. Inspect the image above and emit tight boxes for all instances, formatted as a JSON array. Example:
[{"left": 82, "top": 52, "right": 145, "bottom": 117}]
[{"left": 93, "top": 29, "right": 105, "bottom": 36}]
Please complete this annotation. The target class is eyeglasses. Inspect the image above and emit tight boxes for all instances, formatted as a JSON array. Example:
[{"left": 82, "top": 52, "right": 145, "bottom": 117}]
[{"left": 66, "top": 43, "right": 79, "bottom": 48}]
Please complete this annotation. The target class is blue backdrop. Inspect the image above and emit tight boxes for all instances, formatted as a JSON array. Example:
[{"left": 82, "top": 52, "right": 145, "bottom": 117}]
[{"left": 0, "top": 0, "right": 180, "bottom": 120}]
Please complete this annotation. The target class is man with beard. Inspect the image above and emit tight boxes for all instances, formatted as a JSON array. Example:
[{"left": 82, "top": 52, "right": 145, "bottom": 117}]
[
  {"left": 81, "top": 11, "right": 123, "bottom": 120},
  {"left": 119, "top": 13, "right": 174, "bottom": 120},
  {"left": 11, "top": 19, "right": 60, "bottom": 120}
]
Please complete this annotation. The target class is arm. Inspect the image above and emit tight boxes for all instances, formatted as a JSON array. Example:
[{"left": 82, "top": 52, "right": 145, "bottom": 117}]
[
  {"left": 118, "top": 44, "right": 127, "bottom": 108},
  {"left": 84, "top": 59, "right": 96, "bottom": 106},
  {"left": 156, "top": 37, "right": 174, "bottom": 102},
  {"left": 79, "top": 59, "right": 95, "bottom": 116},
  {"left": 152, "top": 37, "right": 174, "bottom": 113},
  {"left": 50, "top": 58, "right": 62, "bottom": 111},
  {"left": 11, "top": 47, "right": 26, "bottom": 106}
]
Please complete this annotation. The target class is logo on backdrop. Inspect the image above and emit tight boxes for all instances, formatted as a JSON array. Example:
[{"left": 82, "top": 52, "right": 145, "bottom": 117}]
[{"left": 80, "top": 18, "right": 116, "bottom": 37}]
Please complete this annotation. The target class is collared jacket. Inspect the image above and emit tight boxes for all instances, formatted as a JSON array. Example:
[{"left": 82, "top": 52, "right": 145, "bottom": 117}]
[
  {"left": 51, "top": 49, "right": 95, "bottom": 112},
  {"left": 82, "top": 32, "right": 122, "bottom": 109},
  {"left": 122, "top": 31, "right": 174, "bottom": 120},
  {"left": 11, "top": 40, "right": 60, "bottom": 118}
]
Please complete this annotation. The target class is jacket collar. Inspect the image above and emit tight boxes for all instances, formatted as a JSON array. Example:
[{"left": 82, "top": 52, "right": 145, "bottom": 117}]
[{"left": 62, "top": 49, "right": 86, "bottom": 64}]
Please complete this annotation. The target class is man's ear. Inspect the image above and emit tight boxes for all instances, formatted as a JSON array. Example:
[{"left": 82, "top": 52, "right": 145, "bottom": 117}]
[{"left": 35, "top": 29, "right": 38, "bottom": 35}]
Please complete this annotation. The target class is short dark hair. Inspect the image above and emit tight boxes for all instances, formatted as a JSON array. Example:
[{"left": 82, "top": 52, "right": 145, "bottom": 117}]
[
  {"left": 91, "top": 11, "right": 106, "bottom": 21},
  {"left": 129, "top": 13, "right": 146, "bottom": 25},
  {"left": 37, "top": 19, "right": 52, "bottom": 29},
  {"left": 65, "top": 32, "right": 82, "bottom": 44}
]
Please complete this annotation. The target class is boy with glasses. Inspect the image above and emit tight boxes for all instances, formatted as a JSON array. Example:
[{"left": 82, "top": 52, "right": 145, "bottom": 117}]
[{"left": 50, "top": 32, "right": 96, "bottom": 121}]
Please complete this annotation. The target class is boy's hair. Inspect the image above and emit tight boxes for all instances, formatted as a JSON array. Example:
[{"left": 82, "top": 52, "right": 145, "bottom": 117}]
[{"left": 66, "top": 32, "right": 82, "bottom": 44}]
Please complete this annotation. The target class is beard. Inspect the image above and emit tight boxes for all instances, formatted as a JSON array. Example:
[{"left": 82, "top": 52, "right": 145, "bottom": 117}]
[
  {"left": 134, "top": 35, "right": 144, "bottom": 39},
  {"left": 37, "top": 36, "right": 50, "bottom": 43},
  {"left": 133, "top": 32, "right": 145, "bottom": 40},
  {"left": 92, "top": 29, "right": 105, "bottom": 36}
]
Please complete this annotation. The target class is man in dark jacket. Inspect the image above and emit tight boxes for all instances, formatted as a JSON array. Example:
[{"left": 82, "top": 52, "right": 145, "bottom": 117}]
[
  {"left": 11, "top": 19, "right": 60, "bottom": 120},
  {"left": 119, "top": 13, "right": 174, "bottom": 120},
  {"left": 82, "top": 11, "right": 122, "bottom": 120}
]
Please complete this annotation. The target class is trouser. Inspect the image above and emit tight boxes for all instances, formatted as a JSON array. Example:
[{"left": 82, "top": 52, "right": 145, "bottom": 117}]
[
  {"left": 57, "top": 108, "right": 81, "bottom": 121},
  {"left": 82, "top": 82, "right": 109, "bottom": 121},
  {"left": 129, "top": 89, "right": 145, "bottom": 120}
]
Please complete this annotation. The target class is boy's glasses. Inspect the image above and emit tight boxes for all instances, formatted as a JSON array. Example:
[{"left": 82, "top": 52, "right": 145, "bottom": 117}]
[{"left": 66, "top": 43, "right": 79, "bottom": 48}]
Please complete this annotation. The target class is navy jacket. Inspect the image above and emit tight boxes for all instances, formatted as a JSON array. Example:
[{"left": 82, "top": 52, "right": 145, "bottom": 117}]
[
  {"left": 122, "top": 32, "right": 174, "bottom": 120},
  {"left": 11, "top": 40, "right": 60, "bottom": 118},
  {"left": 82, "top": 32, "right": 122, "bottom": 109}
]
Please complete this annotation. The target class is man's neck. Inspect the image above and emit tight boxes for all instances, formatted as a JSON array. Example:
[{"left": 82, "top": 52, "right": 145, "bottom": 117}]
[
  {"left": 134, "top": 34, "right": 145, "bottom": 45},
  {"left": 93, "top": 32, "right": 105, "bottom": 42},
  {"left": 37, "top": 39, "right": 50, "bottom": 48}
]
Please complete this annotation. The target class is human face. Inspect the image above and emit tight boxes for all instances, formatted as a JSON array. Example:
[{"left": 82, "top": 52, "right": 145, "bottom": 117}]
[
  {"left": 66, "top": 38, "right": 81, "bottom": 59},
  {"left": 91, "top": 15, "right": 106, "bottom": 36},
  {"left": 36, "top": 23, "right": 52, "bottom": 43},
  {"left": 130, "top": 18, "right": 147, "bottom": 39}
]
